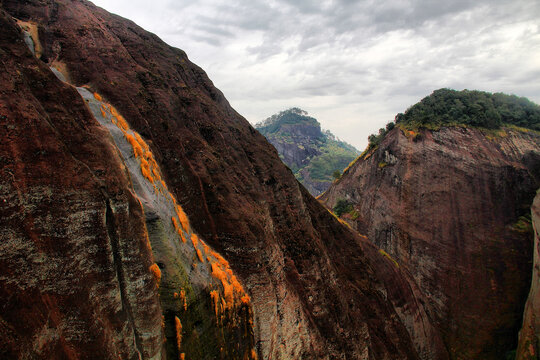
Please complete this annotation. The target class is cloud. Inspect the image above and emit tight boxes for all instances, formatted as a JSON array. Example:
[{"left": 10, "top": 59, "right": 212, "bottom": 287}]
[{"left": 91, "top": 0, "right": 540, "bottom": 149}]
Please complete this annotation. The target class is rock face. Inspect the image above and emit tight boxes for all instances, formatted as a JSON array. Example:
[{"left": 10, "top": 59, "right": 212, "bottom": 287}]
[
  {"left": 0, "top": 1, "right": 449, "bottom": 359},
  {"left": 256, "top": 108, "right": 359, "bottom": 196},
  {"left": 321, "top": 126, "right": 540, "bottom": 359},
  {"left": 0, "top": 10, "right": 164, "bottom": 359},
  {"left": 517, "top": 190, "right": 540, "bottom": 360},
  {"left": 75, "top": 87, "right": 256, "bottom": 360}
]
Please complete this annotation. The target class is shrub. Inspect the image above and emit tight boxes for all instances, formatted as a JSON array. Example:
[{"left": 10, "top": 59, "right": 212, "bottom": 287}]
[{"left": 333, "top": 199, "right": 353, "bottom": 217}]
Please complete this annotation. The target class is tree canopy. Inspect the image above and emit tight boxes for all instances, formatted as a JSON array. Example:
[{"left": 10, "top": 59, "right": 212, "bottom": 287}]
[{"left": 394, "top": 88, "right": 540, "bottom": 131}]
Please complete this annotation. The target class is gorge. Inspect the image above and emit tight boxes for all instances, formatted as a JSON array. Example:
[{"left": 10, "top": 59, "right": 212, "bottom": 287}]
[{"left": 0, "top": 1, "right": 539, "bottom": 359}]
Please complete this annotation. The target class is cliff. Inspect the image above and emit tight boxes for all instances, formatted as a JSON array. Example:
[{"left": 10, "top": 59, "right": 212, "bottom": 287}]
[
  {"left": 0, "top": 9, "right": 164, "bottom": 359},
  {"left": 321, "top": 124, "right": 540, "bottom": 359},
  {"left": 256, "top": 108, "right": 359, "bottom": 196},
  {"left": 0, "top": 1, "right": 446, "bottom": 359},
  {"left": 517, "top": 190, "right": 540, "bottom": 359}
]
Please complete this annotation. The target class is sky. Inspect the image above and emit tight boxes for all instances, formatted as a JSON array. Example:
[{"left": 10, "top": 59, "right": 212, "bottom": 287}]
[{"left": 91, "top": 0, "right": 540, "bottom": 150}]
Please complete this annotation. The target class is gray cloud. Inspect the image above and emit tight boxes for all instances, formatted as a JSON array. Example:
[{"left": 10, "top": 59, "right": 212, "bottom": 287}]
[{"left": 92, "top": 0, "right": 540, "bottom": 149}]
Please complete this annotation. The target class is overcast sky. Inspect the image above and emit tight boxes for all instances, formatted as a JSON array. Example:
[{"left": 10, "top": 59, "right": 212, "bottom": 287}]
[{"left": 91, "top": 0, "right": 540, "bottom": 149}]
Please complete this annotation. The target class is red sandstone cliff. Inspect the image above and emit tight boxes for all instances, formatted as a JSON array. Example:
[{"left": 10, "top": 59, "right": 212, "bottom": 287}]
[
  {"left": 517, "top": 190, "right": 540, "bottom": 360},
  {"left": 0, "top": 9, "right": 164, "bottom": 359},
  {"left": 0, "top": 1, "right": 448, "bottom": 359},
  {"left": 321, "top": 126, "right": 540, "bottom": 359}
]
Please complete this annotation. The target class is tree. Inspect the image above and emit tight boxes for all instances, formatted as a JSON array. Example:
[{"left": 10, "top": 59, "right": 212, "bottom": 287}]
[{"left": 333, "top": 199, "right": 353, "bottom": 217}]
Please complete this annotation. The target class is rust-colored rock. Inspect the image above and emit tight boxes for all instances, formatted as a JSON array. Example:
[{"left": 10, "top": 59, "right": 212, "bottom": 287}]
[
  {"left": 0, "top": 9, "right": 163, "bottom": 360},
  {"left": 517, "top": 190, "right": 540, "bottom": 360},
  {"left": 0, "top": 0, "right": 446, "bottom": 358},
  {"left": 321, "top": 126, "right": 540, "bottom": 359}
]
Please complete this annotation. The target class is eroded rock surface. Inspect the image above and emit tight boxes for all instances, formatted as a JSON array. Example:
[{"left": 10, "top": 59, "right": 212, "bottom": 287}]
[
  {"left": 0, "top": 10, "right": 163, "bottom": 359},
  {"left": 321, "top": 126, "right": 540, "bottom": 359},
  {"left": 517, "top": 190, "right": 540, "bottom": 360},
  {"left": 1, "top": 0, "right": 445, "bottom": 358}
]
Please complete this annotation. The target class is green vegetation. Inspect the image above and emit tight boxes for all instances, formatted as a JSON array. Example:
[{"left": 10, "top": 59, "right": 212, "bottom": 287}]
[
  {"left": 365, "top": 89, "right": 540, "bottom": 151},
  {"left": 395, "top": 88, "right": 540, "bottom": 131},
  {"left": 367, "top": 121, "right": 395, "bottom": 148},
  {"left": 256, "top": 108, "right": 359, "bottom": 194},
  {"left": 304, "top": 142, "right": 359, "bottom": 181},
  {"left": 512, "top": 214, "right": 533, "bottom": 234},
  {"left": 256, "top": 107, "right": 319, "bottom": 134},
  {"left": 333, "top": 199, "right": 354, "bottom": 217}
]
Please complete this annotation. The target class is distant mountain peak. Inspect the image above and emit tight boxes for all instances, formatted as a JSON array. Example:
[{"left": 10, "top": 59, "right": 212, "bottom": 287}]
[
  {"left": 255, "top": 107, "right": 321, "bottom": 136},
  {"left": 256, "top": 109, "right": 359, "bottom": 196}
]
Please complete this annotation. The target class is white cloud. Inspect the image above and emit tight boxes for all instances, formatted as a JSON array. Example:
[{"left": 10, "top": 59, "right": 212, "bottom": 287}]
[{"left": 91, "top": 0, "right": 540, "bottom": 149}]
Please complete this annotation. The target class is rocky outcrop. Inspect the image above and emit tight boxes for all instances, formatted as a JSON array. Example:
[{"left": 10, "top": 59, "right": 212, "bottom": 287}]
[
  {"left": 0, "top": 10, "right": 163, "bottom": 359},
  {"left": 517, "top": 190, "right": 540, "bottom": 359},
  {"left": 321, "top": 126, "right": 540, "bottom": 359},
  {"left": 0, "top": 1, "right": 447, "bottom": 359},
  {"left": 256, "top": 108, "right": 359, "bottom": 196},
  {"left": 76, "top": 88, "right": 256, "bottom": 360}
]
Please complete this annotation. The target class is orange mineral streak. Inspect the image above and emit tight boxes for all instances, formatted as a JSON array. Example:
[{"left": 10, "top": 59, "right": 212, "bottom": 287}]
[
  {"left": 93, "top": 92, "right": 253, "bottom": 325},
  {"left": 191, "top": 233, "right": 199, "bottom": 248},
  {"left": 149, "top": 263, "right": 161, "bottom": 287},
  {"left": 100, "top": 106, "right": 107, "bottom": 119},
  {"left": 241, "top": 294, "right": 251, "bottom": 305},
  {"left": 175, "top": 205, "right": 190, "bottom": 232},
  {"left": 175, "top": 316, "right": 183, "bottom": 355},
  {"left": 211, "top": 263, "right": 234, "bottom": 307},
  {"left": 135, "top": 132, "right": 150, "bottom": 152},
  {"left": 202, "top": 242, "right": 210, "bottom": 254},
  {"left": 244, "top": 349, "right": 258, "bottom": 360},
  {"left": 116, "top": 115, "right": 129, "bottom": 131},
  {"left": 125, "top": 134, "right": 143, "bottom": 158},
  {"left": 195, "top": 248, "right": 204, "bottom": 263},
  {"left": 210, "top": 290, "right": 220, "bottom": 321},
  {"left": 179, "top": 231, "right": 187, "bottom": 243},
  {"left": 172, "top": 217, "right": 180, "bottom": 231},
  {"left": 95, "top": 95, "right": 163, "bottom": 187},
  {"left": 180, "top": 289, "right": 187, "bottom": 311},
  {"left": 202, "top": 237, "right": 251, "bottom": 309}
]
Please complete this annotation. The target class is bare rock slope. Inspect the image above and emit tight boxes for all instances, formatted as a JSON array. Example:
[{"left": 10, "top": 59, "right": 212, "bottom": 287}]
[
  {"left": 0, "top": 1, "right": 450, "bottom": 359},
  {"left": 0, "top": 10, "right": 163, "bottom": 359},
  {"left": 517, "top": 190, "right": 540, "bottom": 360},
  {"left": 321, "top": 125, "right": 540, "bottom": 359}
]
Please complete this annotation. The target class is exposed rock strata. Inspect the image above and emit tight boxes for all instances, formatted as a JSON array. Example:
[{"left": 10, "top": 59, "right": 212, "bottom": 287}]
[
  {"left": 256, "top": 109, "right": 359, "bottom": 196},
  {"left": 0, "top": 10, "right": 163, "bottom": 359},
  {"left": 517, "top": 190, "right": 540, "bottom": 360},
  {"left": 321, "top": 126, "right": 540, "bottom": 359},
  {"left": 1, "top": 0, "right": 446, "bottom": 358},
  {"left": 76, "top": 88, "right": 256, "bottom": 359}
]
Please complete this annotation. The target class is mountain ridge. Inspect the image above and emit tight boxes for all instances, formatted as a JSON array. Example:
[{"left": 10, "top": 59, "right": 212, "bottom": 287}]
[
  {"left": 2, "top": 1, "right": 539, "bottom": 359},
  {"left": 0, "top": 1, "right": 438, "bottom": 358},
  {"left": 321, "top": 103, "right": 540, "bottom": 359},
  {"left": 256, "top": 107, "right": 359, "bottom": 196}
]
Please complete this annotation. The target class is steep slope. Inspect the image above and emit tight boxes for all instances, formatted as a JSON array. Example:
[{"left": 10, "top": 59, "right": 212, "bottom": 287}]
[
  {"left": 0, "top": 1, "right": 449, "bottom": 359},
  {"left": 0, "top": 10, "right": 164, "bottom": 359},
  {"left": 517, "top": 190, "right": 540, "bottom": 360},
  {"left": 321, "top": 92, "right": 540, "bottom": 359},
  {"left": 1, "top": 7, "right": 259, "bottom": 359},
  {"left": 256, "top": 108, "right": 359, "bottom": 196}
]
